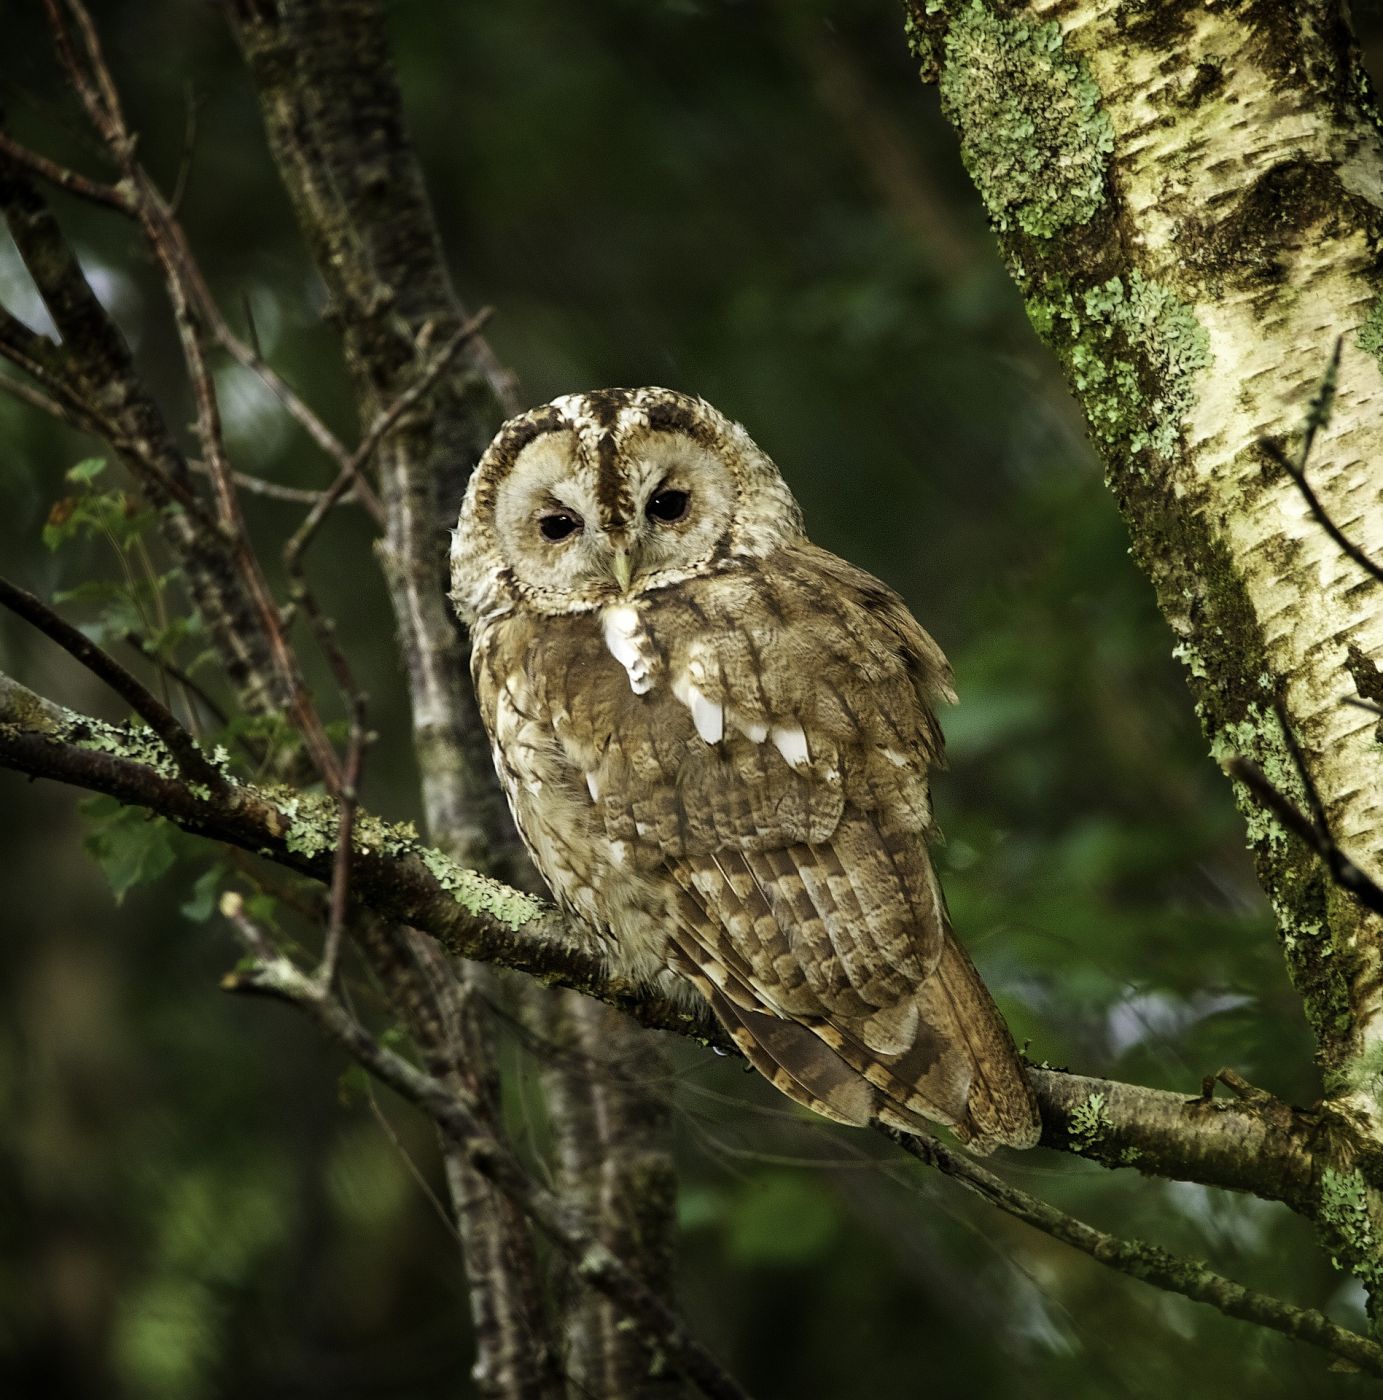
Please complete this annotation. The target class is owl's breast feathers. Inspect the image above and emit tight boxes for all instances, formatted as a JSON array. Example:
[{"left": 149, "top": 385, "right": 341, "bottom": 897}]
[{"left": 472, "top": 543, "right": 1040, "bottom": 1153}]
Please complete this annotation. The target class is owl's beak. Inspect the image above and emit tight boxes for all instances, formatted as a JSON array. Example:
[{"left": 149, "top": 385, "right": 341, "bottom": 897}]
[{"left": 610, "top": 543, "right": 635, "bottom": 592}]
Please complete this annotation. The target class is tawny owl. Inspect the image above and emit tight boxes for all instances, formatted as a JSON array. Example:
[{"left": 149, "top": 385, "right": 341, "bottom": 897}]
[{"left": 450, "top": 387, "right": 1040, "bottom": 1153}]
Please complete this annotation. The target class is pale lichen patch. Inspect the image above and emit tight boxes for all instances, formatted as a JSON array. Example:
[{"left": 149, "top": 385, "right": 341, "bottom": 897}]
[
  {"left": 1029, "top": 272, "right": 1211, "bottom": 459},
  {"left": 1068, "top": 1091, "right": 1114, "bottom": 1154},
  {"left": 938, "top": 2, "right": 1114, "bottom": 240},
  {"left": 419, "top": 846, "right": 542, "bottom": 929},
  {"left": 1318, "top": 1166, "right": 1383, "bottom": 1298}
]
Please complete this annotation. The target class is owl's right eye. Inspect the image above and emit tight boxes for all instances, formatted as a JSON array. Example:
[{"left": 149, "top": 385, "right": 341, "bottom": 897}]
[{"left": 538, "top": 511, "right": 582, "bottom": 542}]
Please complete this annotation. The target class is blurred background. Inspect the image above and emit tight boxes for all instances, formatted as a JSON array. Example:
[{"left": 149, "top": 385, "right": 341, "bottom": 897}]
[{"left": 0, "top": 2, "right": 1374, "bottom": 1396}]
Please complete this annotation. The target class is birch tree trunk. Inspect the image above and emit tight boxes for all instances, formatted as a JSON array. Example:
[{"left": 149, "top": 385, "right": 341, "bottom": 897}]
[{"left": 907, "top": 0, "right": 1383, "bottom": 1302}]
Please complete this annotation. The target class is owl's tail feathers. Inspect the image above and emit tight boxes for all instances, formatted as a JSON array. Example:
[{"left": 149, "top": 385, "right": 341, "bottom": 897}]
[
  {"left": 699, "top": 981, "right": 876, "bottom": 1128},
  {"left": 686, "top": 940, "right": 1040, "bottom": 1153},
  {"left": 899, "top": 932, "right": 1042, "bottom": 1155}
]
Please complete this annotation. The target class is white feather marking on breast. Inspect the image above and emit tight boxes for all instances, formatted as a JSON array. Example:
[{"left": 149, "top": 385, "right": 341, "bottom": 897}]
[
  {"left": 772, "top": 723, "right": 810, "bottom": 769},
  {"left": 602, "top": 605, "right": 655, "bottom": 695},
  {"left": 882, "top": 747, "right": 910, "bottom": 768},
  {"left": 732, "top": 715, "right": 769, "bottom": 743},
  {"left": 672, "top": 671, "right": 724, "bottom": 745},
  {"left": 585, "top": 770, "right": 601, "bottom": 802}
]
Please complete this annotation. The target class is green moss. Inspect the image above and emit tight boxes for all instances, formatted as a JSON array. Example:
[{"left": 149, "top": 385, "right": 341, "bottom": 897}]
[
  {"left": 1068, "top": 1091, "right": 1114, "bottom": 1154},
  {"left": 1028, "top": 271, "right": 1211, "bottom": 459},
  {"left": 1357, "top": 292, "right": 1383, "bottom": 375},
  {"left": 938, "top": 2, "right": 1114, "bottom": 240},
  {"left": 1319, "top": 1166, "right": 1383, "bottom": 1301}
]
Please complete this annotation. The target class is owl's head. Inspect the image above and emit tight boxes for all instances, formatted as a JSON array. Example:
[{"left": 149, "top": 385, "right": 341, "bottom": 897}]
[{"left": 450, "top": 387, "right": 805, "bottom": 623}]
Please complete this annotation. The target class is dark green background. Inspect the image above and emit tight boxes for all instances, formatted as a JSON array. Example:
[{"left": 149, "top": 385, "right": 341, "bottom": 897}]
[{"left": 0, "top": 3, "right": 1370, "bottom": 1396}]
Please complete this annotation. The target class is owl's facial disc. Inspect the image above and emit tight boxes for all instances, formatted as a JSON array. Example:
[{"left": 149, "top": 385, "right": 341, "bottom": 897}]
[{"left": 491, "top": 426, "right": 736, "bottom": 608}]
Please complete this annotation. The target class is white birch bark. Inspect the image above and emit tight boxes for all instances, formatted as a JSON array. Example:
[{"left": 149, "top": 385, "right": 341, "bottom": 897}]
[{"left": 909, "top": 0, "right": 1383, "bottom": 1298}]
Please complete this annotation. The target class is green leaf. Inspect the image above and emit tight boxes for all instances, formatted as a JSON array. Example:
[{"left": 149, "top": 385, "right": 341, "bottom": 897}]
[
  {"left": 66, "top": 457, "right": 108, "bottom": 485},
  {"left": 180, "top": 866, "right": 224, "bottom": 923},
  {"left": 78, "top": 795, "right": 177, "bottom": 903},
  {"left": 53, "top": 579, "right": 131, "bottom": 607}
]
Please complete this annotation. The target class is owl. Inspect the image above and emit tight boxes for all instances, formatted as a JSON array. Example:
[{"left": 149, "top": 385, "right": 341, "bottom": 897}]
[{"left": 450, "top": 387, "right": 1040, "bottom": 1153}]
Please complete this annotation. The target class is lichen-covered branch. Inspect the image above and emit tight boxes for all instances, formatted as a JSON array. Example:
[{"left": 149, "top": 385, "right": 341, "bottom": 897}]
[
  {"left": 905, "top": 0, "right": 1383, "bottom": 1089},
  {"left": 13, "top": 665, "right": 1383, "bottom": 1366}
]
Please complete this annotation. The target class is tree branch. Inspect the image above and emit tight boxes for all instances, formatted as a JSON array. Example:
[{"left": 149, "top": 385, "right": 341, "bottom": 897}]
[
  {"left": 888, "top": 1129, "right": 1383, "bottom": 1379},
  {"left": 0, "top": 576, "right": 225, "bottom": 793}
]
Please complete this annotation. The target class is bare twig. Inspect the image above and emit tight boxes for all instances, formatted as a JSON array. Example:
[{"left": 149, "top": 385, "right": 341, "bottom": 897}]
[
  {"left": 1224, "top": 756, "right": 1383, "bottom": 917},
  {"left": 0, "top": 577, "right": 224, "bottom": 791},
  {"left": 37, "top": 0, "right": 342, "bottom": 788},
  {"left": 0, "top": 674, "right": 1331, "bottom": 1203},
  {"left": 188, "top": 461, "right": 365, "bottom": 508},
  {"left": 0, "top": 368, "right": 104, "bottom": 436},
  {"left": 0, "top": 130, "right": 132, "bottom": 213},
  {"left": 121, "top": 631, "right": 228, "bottom": 727},
  {"left": 1260, "top": 337, "right": 1383, "bottom": 588},
  {"left": 168, "top": 81, "right": 198, "bottom": 214},
  {"left": 283, "top": 309, "right": 493, "bottom": 577},
  {"left": 316, "top": 695, "right": 368, "bottom": 990},
  {"left": 886, "top": 1129, "right": 1383, "bottom": 1379},
  {"left": 1261, "top": 437, "right": 1383, "bottom": 587},
  {"left": 205, "top": 298, "right": 386, "bottom": 525}
]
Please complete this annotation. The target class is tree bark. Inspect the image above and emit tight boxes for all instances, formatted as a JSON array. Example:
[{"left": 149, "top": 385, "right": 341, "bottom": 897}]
[{"left": 906, "top": 0, "right": 1383, "bottom": 1302}]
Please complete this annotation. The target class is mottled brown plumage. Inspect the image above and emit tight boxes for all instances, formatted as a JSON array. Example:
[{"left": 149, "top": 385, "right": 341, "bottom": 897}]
[{"left": 450, "top": 387, "right": 1039, "bottom": 1152}]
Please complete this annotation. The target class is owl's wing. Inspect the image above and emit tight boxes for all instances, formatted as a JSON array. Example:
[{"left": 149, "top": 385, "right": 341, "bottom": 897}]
[{"left": 578, "top": 545, "right": 1039, "bottom": 1153}]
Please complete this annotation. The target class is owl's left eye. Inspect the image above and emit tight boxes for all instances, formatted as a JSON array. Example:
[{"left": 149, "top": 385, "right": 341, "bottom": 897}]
[
  {"left": 538, "top": 511, "right": 582, "bottom": 542},
  {"left": 646, "top": 488, "right": 690, "bottom": 524}
]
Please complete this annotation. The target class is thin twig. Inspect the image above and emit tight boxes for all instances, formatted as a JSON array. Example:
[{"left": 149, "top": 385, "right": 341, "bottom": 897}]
[
  {"left": 0, "top": 369, "right": 104, "bottom": 435},
  {"left": 1344, "top": 696, "right": 1383, "bottom": 718},
  {"left": 1259, "top": 339, "right": 1383, "bottom": 588},
  {"left": 184, "top": 456, "right": 379, "bottom": 508},
  {"left": 886, "top": 1129, "right": 1383, "bottom": 1379},
  {"left": 44, "top": 0, "right": 342, "bottom": 789},
  {"left": 317, "top": 698, "right": 369, "bottom": 990},
  {"left": 0, "top": 130, "right": 132, "bottom": 213},
  {"left": 1261, "top": 438, "right": 1383, "bottom": 587},
  {"left": 0, "top": 577, "right": 223, "bottom": 791},
  {"left": 284, "top": 309, "right": 494, "bottom": 576},
  {"left": 206, "top": 296, "right": 386, "bottom": 525},
  {"left": 168, "top": 81, "right": 198, "bottom": 214},
  {"left": 1225, "top": 756, "right": 1383, "bottom": 917}
]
